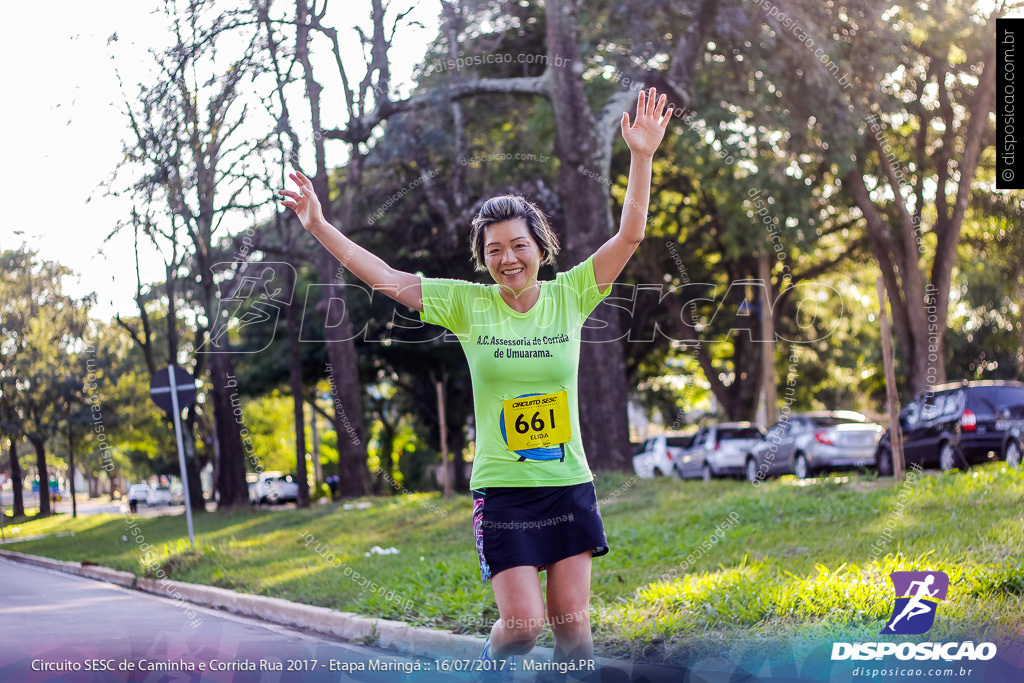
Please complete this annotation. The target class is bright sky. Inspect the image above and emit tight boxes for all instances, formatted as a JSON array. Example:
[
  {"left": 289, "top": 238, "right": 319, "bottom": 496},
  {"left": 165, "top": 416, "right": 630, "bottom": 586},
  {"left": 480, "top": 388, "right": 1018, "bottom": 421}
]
[{"left": 0, "top": 1, "right": 439, "bottom": 322}]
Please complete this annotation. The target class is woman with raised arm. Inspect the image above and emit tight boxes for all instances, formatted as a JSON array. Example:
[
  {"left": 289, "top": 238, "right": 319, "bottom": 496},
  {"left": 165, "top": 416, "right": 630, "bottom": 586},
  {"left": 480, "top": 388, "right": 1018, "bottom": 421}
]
[{"left": 279, "top": 87, "right": 672, "bottom": 675}]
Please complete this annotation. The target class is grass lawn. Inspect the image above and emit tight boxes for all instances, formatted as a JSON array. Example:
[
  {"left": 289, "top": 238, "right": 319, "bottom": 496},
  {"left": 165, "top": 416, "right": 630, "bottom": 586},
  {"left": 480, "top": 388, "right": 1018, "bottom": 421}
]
[{"left": 2, "top": 463, "right": 1021, "bottom": 666}]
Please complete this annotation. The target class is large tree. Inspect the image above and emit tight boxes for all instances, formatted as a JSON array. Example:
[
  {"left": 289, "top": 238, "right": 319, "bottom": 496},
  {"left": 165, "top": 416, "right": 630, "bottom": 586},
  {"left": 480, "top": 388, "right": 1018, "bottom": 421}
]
[
  {"left": 106, "top": 199, "right": 210, "bottom": 510},
  {"left": 112, "top": 0, "right": 276, "bottom": 505},
  {"left": 746, "top": 0, "right": 1003, "bottom": 396},
  {"left": 0, "top": 248, "right": 91, "bottom": 517},
  {"left": 843, "top": 2, "right": 999, "bottom": 395},
  {"left": 0, "top": 363, "right": 26, "bottom": 519},
  {"left": 252, "top": 0, "right": 379, "bottom": 496}
]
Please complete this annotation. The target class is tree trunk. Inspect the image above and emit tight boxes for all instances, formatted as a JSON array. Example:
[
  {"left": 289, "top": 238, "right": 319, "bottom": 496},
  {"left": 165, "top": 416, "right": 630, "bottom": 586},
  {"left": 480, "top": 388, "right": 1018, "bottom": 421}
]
[
  {"left": 108, "top": 468, "right": 119, "bottom": 502},
  {"left": 67, "top": 425, "right": 77, "bottom": 519},
  {"left": 182, "top": 412, "right": 205, "bottom": 512},
  {"left": 726, "top": 330, "right": 764, "bottom": 421},
  {"left": 546, "top": 0, "right": 631, "bottom": 471},
  {"left": 286, "top": 267, "right": 311, "bottom": 507},
  {"left": 319, "top": 250, "right": 371, "bottom": 498},
  {"left": 450, "top": 424, "right": 469, "bottom": 493},
  {"left": 290, "top": 1, "right": 370, "bottom": 499},
  {"left": 31, "top": 438, "right": 50, "bottom": 517},
  {"left": 377, "top": 415, "right": 395, "bottom": 496},
  {"left": 375, "top": 398, "right": 396, "bottom": 488},
  {"left": 209, "top": 351, "right": 248, "bottom": 507},
  {"left": 8, "top": 437, "right": 24, "bottom": 517}
]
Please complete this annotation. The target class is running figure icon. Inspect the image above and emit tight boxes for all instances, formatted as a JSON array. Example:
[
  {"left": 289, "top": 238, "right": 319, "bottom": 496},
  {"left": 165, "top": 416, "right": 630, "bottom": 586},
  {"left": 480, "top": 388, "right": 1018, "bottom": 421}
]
[
  {"left": 885, "top": 575, "right": 937, "bottom": 630},
  {"left": 881, "top": 571, "right": 949, "bottom": 635}
]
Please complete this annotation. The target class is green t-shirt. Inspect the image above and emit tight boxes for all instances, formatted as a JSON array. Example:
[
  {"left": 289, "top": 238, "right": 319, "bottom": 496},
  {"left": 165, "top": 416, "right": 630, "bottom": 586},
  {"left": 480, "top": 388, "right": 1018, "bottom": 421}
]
[{"left": 419, "top": 255, "right": 611, "bottom": 489}]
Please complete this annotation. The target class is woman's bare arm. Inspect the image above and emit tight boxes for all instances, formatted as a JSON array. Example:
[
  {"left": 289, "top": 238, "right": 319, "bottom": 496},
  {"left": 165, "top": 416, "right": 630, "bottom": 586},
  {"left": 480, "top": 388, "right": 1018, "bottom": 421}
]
[
  {"left": 592, "top": 88, "right": 672, "bottom": 290},
  {"left": 278, "top": 171, "right": 423, "bottom": 312}
]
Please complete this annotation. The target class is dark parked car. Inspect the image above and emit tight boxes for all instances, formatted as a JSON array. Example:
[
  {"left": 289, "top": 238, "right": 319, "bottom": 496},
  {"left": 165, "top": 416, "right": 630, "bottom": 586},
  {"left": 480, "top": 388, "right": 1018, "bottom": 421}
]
[
  {"left": 998, "top": 405, "right": 1024, "bottom": 468},
  {"left": 744, "top": 411, "right": 883, "bottom": 483},
  {"left": 876, "top": 380, "right": 1024, "bottom": 475}
]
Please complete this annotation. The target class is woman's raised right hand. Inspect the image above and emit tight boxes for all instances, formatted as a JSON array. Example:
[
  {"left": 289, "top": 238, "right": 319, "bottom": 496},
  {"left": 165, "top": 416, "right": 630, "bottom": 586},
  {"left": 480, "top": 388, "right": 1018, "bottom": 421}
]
[{"left": 278, "top": 171, "right": 326, "bottom": 232}]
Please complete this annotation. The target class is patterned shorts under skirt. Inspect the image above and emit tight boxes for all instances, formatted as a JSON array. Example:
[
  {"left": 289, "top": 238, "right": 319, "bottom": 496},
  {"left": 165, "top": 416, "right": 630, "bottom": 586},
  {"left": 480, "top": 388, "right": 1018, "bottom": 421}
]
[{"left": 471, "top": 482, "right": 609, "bottom": 583}]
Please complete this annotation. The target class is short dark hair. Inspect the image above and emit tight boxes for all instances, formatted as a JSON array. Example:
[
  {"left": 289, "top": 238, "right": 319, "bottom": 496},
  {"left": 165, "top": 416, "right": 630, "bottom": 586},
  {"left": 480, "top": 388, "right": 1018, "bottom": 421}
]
[{"left": 469, "top": 195, "right": 560, "bottom": 272}]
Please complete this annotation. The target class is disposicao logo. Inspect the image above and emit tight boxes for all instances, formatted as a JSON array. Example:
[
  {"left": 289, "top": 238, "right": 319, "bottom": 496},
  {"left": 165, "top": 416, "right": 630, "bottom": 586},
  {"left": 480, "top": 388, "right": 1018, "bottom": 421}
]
[
  {"left": 881, "top": 570, "right": 948, "bottom": 635},
  {"left": 831, "top": 570, "right": 997, "bottom": 663}
]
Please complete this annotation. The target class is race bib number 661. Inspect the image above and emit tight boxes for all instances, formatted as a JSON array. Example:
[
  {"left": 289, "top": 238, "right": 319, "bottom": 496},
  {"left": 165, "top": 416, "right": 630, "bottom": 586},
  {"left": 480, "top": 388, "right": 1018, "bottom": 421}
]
[{"left": 502, "top": 391, "right": 571, "bottom": 451}]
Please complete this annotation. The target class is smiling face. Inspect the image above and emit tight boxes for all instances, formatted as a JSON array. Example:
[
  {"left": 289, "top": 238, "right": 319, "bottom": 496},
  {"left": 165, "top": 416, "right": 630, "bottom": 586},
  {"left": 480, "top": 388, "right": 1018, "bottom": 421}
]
[{"left": 483, "top": 219, "right": 542, "bottom": 295}]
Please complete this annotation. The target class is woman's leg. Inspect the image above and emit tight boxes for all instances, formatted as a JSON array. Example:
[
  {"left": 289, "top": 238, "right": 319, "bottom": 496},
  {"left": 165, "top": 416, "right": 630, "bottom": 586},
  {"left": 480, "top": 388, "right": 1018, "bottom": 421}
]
[
  {"left": 489, "top": 565, "right": 546, "bottom": 658},
  {"left": 544, "top": 550, "right": 594, "bottom": 662}
]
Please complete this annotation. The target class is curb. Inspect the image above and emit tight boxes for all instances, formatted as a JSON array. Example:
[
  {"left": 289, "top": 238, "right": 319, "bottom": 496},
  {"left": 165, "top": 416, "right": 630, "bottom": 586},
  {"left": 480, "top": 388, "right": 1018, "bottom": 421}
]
[
  {"left": 132, "top": 574, "right": 487, "bottom": 659},
  {"left": 0, "top": 548, "right": 137, "bottom": 589},
  {"left": 81, "top": 562, "right": 137, "bottom": 588},
  {"left": 0, "top": 549, "right": 681, "bottom": 678}
]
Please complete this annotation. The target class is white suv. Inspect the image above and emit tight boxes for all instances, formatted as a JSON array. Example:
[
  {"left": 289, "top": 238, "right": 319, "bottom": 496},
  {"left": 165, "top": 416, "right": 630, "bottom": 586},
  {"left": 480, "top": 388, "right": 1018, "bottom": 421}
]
[
  {"left": 148, "top": 486, "right": 174, "bottom": 506},
  {"left": 633, "top": 433, "right": 695, "bottom": 478},
  {"left": 127, "top": 484, "right": 150, "bottom": 505},
  {"left": 248, "top": 472, "right": 300, "bottom": 505}
]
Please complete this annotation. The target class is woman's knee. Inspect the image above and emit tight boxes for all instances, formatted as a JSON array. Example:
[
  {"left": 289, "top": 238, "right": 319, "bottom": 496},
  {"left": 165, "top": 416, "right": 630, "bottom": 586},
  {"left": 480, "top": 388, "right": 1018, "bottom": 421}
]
[
  {"left": 547, "top": 607, "right": 591, "bottom": 642},
  {"left": 491, "top": 566, "right": 545, "bottom": 646},
  {"left": 499, "top": 611, "right": 546, "bottom": 644}
]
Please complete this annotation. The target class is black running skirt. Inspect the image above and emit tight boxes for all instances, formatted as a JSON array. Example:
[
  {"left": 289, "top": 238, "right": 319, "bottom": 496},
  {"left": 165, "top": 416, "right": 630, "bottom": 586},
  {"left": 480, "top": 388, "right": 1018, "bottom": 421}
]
[{"left": 472, "top": 482, "right": 609, "bottom": 582}]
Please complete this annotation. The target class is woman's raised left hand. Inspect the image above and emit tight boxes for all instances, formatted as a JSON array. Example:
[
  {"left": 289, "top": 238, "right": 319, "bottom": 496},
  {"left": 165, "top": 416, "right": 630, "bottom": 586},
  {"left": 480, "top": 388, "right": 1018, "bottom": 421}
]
[{"left": 620, "top": 87, "right": 673, "bottom": 158}]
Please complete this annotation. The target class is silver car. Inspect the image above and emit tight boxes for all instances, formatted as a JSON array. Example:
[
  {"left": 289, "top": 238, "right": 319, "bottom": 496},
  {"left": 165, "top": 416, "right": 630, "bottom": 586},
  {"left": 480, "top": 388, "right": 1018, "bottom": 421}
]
[
  {"left": 745, "top": 411, "right": 883, "bottom": 483},
  {"left": 681, "top": 423, "right": 766, "bottom": 480}
]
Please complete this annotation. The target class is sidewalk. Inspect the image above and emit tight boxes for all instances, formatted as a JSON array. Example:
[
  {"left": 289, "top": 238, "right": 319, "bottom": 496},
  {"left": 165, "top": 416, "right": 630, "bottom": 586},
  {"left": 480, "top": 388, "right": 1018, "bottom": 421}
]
[{"left": 0, "top": 547, "right": 685, "bottom": 681}]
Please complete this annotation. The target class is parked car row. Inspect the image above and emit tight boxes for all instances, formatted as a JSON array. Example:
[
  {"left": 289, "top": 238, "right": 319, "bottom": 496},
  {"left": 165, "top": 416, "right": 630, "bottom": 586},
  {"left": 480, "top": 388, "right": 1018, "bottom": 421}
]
[
  {"left": 632, "top": 380, "right": 1024, "bottom": 484},
  {"left": 634, "top": 412, "right": 883, "bottom": 483}
]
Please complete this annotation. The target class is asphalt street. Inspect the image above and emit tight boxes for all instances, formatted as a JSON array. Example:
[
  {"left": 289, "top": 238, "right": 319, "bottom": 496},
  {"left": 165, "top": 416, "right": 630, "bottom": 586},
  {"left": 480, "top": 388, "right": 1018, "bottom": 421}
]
[{"left": 0, "top": 557, "right": 487, "bottom": 683}]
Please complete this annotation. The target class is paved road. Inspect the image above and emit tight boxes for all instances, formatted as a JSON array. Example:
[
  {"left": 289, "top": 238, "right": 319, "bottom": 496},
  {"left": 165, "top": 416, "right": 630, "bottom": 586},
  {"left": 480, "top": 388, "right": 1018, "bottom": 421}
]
[
  {"left": 1, "top": 494, "right": 178, "bottom": 517},
  {"left": 0, "top": 557, "right": 691, "bottom": 683},
  {"left": 0, "top": 557, "right": 467, "bottom": 683}
]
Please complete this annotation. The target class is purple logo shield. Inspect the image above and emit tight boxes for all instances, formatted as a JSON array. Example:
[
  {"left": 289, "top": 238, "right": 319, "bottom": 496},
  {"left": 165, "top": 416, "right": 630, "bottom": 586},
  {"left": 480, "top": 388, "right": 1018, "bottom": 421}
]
[{"left": 881, "top": 571, "right": 949, "bottom": 635}]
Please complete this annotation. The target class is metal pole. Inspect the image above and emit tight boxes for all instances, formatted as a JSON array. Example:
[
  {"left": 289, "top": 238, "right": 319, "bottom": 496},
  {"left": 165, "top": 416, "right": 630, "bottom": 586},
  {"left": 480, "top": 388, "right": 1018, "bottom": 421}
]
[
  {"left": 759, "top": 254, "right": 777, "bottom": 426},
  {"left": 169, "top": 366, "right": 196, "bottom": 546},
  {"left": 311, "top": 404, "right": 322, "bottom": 484}
]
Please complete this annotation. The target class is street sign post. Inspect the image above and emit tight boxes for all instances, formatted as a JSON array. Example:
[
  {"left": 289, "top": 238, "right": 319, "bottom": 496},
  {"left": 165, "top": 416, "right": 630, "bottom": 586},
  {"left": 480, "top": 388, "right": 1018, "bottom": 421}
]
[{"left": 150, "top": 365, "right": 198, "bottom": 546}]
